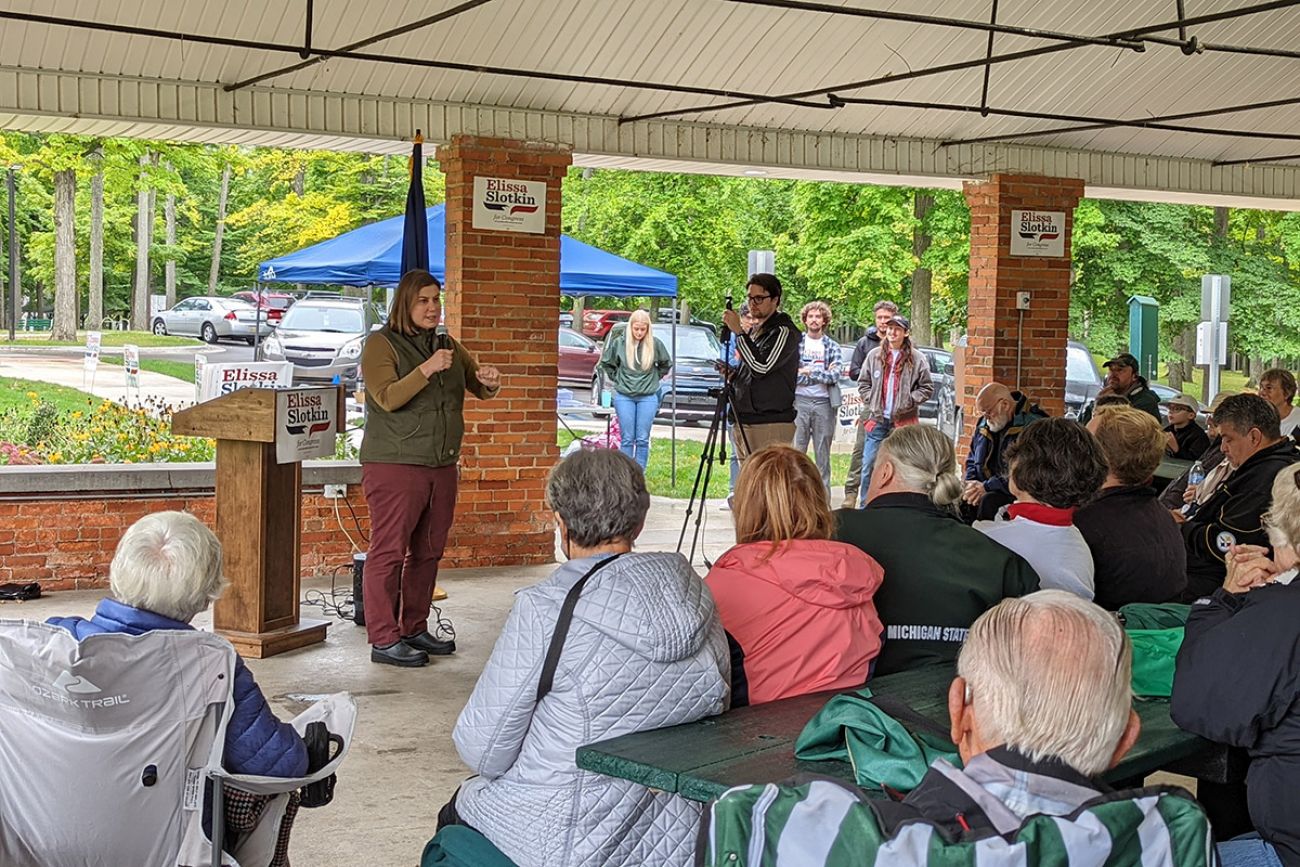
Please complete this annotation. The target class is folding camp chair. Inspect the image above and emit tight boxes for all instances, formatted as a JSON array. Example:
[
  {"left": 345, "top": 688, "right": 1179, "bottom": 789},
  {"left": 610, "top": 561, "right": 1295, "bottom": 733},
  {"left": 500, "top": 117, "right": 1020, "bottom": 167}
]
[{"left": 0, "top": 619, "right": 355, "bottom": 866}]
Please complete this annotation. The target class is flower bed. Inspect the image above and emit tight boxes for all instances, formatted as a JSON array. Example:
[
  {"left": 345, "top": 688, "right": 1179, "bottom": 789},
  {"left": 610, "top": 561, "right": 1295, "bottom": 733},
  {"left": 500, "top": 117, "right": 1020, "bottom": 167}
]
[
  {"left": 0, "top": 391, "right": 360, "bottom": 465},
  {"left": 0, "top": 393, "right": 214, "bottom": 465}
]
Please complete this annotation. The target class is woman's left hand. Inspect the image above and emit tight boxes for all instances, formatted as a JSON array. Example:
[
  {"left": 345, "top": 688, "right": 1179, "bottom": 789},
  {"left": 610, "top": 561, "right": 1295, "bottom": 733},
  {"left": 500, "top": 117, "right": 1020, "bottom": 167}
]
[{"left": 479, "top": 366, "right": 501, "bottom": 389}]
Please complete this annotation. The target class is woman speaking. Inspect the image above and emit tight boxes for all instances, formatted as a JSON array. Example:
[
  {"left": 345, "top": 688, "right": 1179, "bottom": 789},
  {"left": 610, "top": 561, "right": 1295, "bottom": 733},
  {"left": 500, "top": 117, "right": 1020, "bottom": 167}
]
[{"left": 359, "top": 269, "right": 501, "bottom": 667}]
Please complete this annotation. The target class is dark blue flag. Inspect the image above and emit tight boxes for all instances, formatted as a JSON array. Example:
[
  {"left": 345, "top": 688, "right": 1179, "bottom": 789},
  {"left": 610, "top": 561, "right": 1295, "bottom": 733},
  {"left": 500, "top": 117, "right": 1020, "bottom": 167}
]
[{"left": 400, "top": 132, "right": 429, "bottom": 275}]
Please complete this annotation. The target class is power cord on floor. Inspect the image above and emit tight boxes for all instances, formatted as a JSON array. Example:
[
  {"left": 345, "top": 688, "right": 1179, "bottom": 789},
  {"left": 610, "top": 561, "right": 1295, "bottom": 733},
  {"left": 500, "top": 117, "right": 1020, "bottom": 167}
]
[
  {"left": 302, "top": 564, "right": 355, "bottom": 622},
  {"left": 299, "top": 563, "right": 458, "bottom": 641}
]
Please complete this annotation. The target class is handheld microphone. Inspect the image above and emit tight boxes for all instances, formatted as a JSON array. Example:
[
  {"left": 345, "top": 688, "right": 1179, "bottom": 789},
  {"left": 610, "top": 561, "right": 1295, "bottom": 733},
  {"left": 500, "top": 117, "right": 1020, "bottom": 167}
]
[{"left": 434, "top": 325, "right": 450, "bottom": 383}]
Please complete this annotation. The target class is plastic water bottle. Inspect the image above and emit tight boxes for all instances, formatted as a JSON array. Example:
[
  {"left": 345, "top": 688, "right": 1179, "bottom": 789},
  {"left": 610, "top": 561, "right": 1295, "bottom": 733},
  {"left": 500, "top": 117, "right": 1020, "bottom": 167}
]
[{"left": 1182, "top": 461, "right": 1206, "bottom": 517}]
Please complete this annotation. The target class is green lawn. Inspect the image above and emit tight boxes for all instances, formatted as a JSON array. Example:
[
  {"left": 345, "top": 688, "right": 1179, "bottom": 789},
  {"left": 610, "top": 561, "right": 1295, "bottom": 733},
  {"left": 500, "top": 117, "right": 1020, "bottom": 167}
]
[
  {"left": 100, "top": 356, "right": 196, "bottom": 383},
  {"left": 0, "top": 377, "right": 101, "bottom": 415},
  {"left": 559, "top": 429, "right": 853, "bottom": 499},
  {"left": 1, "top": 331, "right": 200, "bottom": 348}
]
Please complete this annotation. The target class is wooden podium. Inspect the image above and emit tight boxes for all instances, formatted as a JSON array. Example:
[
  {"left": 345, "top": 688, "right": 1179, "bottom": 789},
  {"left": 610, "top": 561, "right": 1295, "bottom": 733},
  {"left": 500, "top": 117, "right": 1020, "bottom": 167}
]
[{"left": 173, "top": 386, "right": 345, "bottom": 658}]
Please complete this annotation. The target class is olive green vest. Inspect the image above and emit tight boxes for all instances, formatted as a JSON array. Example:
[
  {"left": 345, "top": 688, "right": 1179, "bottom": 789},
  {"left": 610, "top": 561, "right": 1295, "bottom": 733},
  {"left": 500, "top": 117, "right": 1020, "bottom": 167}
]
[{"left": 360, "top": 326, "right": 469, "bottom": 468}]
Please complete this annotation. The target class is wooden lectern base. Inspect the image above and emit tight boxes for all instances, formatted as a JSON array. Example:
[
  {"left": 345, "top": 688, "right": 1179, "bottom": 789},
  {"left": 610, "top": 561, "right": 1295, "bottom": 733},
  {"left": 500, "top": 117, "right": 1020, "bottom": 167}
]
[{"left": 218, "top": 617, "right": 331, "bottom": 660}]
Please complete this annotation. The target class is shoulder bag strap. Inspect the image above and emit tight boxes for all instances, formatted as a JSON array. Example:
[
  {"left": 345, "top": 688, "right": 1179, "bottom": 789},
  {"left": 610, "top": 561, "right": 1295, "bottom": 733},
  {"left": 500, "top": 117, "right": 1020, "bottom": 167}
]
[{"left": 535, "top": 552, "right": 626, "bottom": 703}]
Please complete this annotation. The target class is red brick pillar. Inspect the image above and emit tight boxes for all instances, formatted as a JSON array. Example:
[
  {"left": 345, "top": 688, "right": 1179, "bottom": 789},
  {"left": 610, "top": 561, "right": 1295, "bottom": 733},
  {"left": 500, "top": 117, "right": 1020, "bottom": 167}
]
[
  {"left": 962, "top": 174, "right": 1085, "bottom": 434},
  {"left": 439, "top": 135, "right": 572, "bottom": 567}
]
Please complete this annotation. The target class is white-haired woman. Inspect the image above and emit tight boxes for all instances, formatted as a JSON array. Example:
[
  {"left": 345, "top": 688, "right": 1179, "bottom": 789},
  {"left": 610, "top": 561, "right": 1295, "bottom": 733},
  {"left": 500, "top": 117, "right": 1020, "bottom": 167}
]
[
  {"left": 440, "top": 449, "right": 728, "bottom": 867},
  {"left": 598, "top": 309, "right": 671, "bottom": 470},
  {"left": 1173, "top": 464, "right": 1300, "bottom": 867},
  {"left": 48, "top": 511, "right": 308, "bottom": 779}
]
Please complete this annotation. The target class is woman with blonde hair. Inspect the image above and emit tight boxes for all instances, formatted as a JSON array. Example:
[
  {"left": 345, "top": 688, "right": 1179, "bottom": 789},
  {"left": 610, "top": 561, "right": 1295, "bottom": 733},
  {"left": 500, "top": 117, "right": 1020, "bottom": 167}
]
[
  {"left": 705, "top": 444, "right": 884, "bottom": 706},
  {"left": 598, "top": 309, "right": 671, "bottom": 470}
]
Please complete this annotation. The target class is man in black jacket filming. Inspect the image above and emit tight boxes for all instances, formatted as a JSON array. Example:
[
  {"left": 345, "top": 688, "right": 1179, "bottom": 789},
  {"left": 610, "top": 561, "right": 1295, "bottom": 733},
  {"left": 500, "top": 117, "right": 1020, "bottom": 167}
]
[
  {"left": 720, "top": 273, "right": 800, "bottom": 461},
  {"left": 1176, "top": 393, "right": 1300, "bottom": 601}
]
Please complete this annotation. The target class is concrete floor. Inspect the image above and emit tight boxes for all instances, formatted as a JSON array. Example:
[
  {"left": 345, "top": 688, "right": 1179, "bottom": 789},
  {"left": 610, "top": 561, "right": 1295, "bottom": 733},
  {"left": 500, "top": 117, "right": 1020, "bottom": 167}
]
[{"left": 9, "top": 494, "right": 737, "bottom": 867}]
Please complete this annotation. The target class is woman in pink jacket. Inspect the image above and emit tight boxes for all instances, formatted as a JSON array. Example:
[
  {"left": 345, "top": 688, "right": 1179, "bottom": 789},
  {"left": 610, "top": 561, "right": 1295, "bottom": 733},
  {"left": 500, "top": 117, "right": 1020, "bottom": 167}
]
[{"left": 706, "top": 444, "right": 885, "bottom": 706}]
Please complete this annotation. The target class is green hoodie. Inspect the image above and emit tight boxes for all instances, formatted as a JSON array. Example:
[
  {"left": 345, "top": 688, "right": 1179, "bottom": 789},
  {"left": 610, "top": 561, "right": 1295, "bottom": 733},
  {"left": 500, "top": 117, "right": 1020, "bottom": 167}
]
[{"left": 598, "top": 324, "right": 672, "bottom": 397}]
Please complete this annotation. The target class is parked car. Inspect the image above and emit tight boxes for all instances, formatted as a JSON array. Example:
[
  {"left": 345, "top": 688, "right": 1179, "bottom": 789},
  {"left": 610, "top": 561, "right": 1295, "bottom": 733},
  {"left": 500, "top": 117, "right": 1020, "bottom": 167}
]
[
  {"left": 634, "top": 325, "right": 725, "bottom": 423},
  {"left": 581, "top": 309, "right": 632, "bottom": 340},
  {"left": 656, "top": 308, "right": 718, "bottom": 337},
  {"left": 258, "top": 297, "right": 384, "bottom": 389},
  {"left": 230, "top": 290, "right": 295, "bottom": 323},
  {"left": 1065, "top": 341, "right": 1104, "bottom": 418},
  {"left": 835, "top": 344, "right": 961, "bottom": 442},
  {"left": 558, "top": 327, "right": 601, "bottom": 392},
  {"left": 151, "top": 296, "right": 274, "bottom": 345},
  {"left": 559, "top": 311, "right": 574, "bottom": 330}
]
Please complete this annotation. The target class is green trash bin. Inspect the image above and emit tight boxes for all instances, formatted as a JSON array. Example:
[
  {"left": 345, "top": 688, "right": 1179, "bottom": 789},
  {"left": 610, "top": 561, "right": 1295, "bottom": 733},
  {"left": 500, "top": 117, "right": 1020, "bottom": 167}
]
[{"left": 1128, "top": 295, "right": 1159, "bottom": 380}]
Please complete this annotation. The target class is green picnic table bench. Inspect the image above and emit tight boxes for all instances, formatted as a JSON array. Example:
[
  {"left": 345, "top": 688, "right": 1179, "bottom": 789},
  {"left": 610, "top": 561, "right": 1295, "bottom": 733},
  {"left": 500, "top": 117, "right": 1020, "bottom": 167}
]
[{"left": 576, "top": 663, "right": 1238, "bottom": 804}]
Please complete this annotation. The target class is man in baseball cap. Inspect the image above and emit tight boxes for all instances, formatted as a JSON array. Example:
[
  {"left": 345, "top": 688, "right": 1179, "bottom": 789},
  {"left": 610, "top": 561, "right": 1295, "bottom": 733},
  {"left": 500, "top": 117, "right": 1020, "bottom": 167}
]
[
  {"left": 1081, "top": 352, "right": 1161, "bottom": 424},
  {"left": 1162, "top": 393, "right": 1210, "bottom": 459}
]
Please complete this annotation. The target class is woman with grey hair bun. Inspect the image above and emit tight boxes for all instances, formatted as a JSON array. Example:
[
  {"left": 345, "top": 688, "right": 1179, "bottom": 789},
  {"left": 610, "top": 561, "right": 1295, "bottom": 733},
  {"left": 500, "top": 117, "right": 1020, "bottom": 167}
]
[
  {"left": 834, "top": 424, "right": 1040, "bottom": 676},
  {"left": 442, "top": 449, "right": 730, "bottom": 867}
]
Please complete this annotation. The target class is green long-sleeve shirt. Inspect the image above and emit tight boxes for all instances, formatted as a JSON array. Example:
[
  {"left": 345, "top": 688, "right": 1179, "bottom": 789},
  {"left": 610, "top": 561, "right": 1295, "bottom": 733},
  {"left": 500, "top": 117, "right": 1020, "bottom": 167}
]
[{"left": 598, "top": 326, "right": 672, "bottom": 397}]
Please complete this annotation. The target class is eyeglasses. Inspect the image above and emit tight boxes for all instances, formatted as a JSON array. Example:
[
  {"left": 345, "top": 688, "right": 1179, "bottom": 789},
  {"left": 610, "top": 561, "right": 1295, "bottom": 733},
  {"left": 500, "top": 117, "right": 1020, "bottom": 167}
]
[{"left": 746, "top": 294, "right": 772, "bottom": 303}]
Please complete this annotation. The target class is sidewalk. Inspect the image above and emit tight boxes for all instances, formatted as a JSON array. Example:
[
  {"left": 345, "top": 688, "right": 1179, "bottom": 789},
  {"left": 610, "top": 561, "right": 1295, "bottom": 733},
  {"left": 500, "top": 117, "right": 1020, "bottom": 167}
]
[{"left": 0, "top": 353, "right": 196, "bottom": 409}]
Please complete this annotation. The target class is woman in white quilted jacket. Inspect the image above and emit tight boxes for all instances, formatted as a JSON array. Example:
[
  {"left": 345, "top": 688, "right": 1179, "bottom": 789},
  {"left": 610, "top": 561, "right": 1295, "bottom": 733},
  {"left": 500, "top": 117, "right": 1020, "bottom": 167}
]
[{"left": 442, "top": 448, "right": 730, "bottom": 866}]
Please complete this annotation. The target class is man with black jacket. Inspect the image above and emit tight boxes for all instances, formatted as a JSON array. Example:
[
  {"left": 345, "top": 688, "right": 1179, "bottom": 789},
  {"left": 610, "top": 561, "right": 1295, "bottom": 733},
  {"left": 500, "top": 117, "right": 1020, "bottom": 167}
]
[
  {"left": 1176, "top": 394, "right": 1300, "bottom": 601},
  {"left": 843, "top": 300, "right": 898, "bottom": 507},
  {"left": 722, "top": 273, "right": 800, "bottom": 460}
]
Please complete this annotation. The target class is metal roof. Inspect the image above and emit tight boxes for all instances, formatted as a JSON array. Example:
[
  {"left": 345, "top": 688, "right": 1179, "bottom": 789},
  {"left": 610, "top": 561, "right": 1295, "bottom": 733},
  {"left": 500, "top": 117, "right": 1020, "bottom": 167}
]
[{"left": 4, "top": 0, "right": 1300, "bottom": 205}]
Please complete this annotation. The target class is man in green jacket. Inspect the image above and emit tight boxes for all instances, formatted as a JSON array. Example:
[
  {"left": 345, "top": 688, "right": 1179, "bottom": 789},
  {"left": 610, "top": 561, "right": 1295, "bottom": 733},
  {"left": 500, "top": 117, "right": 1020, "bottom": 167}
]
[{"left": 1081, "top": 352, "right": 1161, "bottom": 424}]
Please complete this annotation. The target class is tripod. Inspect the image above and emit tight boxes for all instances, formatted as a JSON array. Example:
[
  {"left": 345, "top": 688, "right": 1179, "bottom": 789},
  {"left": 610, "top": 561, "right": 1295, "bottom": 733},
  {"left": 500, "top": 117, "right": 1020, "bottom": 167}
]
[{"left": 677, "top": 324, "right": 749, "bottom": 567}]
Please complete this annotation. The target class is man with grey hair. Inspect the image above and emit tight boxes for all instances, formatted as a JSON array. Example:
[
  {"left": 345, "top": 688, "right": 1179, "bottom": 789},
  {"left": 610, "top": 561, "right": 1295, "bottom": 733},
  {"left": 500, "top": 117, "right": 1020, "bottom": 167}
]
[{"left": 873, "top": 591, "right": 1144, "bottom": 839}]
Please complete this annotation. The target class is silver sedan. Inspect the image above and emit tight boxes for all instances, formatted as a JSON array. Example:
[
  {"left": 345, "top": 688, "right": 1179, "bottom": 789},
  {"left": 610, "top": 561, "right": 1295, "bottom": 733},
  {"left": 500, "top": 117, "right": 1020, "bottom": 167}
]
[{"left": 151, "top": 296, "right": 276, "bottom": 345}]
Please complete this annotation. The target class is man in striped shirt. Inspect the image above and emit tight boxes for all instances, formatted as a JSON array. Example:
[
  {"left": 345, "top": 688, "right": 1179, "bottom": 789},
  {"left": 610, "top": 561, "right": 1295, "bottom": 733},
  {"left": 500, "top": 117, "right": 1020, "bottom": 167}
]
[{"left": 721, "top": 273, "right": 801, "bottom": 462}]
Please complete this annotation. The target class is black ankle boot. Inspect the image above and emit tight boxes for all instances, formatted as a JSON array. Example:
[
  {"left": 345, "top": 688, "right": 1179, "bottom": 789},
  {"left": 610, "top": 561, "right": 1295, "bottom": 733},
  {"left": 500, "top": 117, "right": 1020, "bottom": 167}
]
[
  {"left": 402, "top": 631, "right": 456, "bottom": 656},
  {"left": 371, "top": 641, "right": 429, "bottom": 667}
]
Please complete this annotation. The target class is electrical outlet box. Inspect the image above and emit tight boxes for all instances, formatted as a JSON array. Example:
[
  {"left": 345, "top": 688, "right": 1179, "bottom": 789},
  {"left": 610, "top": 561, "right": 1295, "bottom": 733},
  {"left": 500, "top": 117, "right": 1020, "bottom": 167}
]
[
  {"left": 1015, "top": 291, "right": 1031, "bottom": 310},
  {"left": 323, "top": 484, "right": 347, "bottom": 499}
]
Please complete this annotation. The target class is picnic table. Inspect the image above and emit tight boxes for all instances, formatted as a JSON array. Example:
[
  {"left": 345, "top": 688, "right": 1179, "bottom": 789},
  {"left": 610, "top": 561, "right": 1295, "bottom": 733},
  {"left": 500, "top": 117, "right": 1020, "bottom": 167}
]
[
  {"left": 1155, "top": 455, "right": 1193, "bottom": 490},
  {"left": 577, "top": 663, "right": 1237, "bottom": 804}
]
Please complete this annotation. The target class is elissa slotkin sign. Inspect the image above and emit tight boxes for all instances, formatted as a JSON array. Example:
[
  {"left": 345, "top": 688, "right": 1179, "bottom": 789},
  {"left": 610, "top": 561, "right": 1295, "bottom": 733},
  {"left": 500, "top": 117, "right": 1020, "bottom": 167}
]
[
  {"left": 275, "top": 388, "right": 338, "bottom": 464},
  {"left": 1010, "top": 210, "right": 1066, "bottom": 257},
  {"left": 471, "top": 177, "right": 547, "bottom": 234}
]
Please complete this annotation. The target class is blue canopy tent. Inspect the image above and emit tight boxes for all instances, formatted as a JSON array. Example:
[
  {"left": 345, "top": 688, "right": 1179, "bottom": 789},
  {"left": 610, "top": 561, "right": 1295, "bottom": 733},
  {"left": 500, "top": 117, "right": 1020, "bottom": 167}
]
[
  {"left": 257, "top": 204, "right": 689, "bottom": 481},
  {"left": 256, "top": 203, "right": 677, "bottom": 298}
]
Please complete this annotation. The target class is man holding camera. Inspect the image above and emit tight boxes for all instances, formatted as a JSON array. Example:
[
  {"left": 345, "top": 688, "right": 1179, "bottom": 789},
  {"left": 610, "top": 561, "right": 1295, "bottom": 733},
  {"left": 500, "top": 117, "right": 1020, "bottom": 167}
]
[{"left": 721, "top": 273, "right": 800, "bottom": 461}]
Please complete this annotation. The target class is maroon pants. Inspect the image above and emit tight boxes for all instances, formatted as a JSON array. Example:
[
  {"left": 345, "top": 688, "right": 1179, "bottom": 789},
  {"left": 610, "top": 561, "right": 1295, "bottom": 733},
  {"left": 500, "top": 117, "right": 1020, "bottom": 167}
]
[{"left": 361, "top": 462, "right": 458, "bottom": 647}]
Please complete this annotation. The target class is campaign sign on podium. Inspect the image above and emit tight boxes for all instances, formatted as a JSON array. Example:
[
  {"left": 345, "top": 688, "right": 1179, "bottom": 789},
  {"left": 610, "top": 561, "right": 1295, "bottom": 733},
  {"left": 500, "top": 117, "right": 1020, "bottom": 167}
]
[
  {"left": 276, "top": 389, "right": 338, "bottom": 463},
  {"left": 171, "top": 385, "right": 346, "bottom": 658}
]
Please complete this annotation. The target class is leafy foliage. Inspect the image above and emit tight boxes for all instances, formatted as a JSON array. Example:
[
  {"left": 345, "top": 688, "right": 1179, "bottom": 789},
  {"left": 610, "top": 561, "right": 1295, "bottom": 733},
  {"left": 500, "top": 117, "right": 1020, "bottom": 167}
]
[{"left": 3, "top": 130, "right": 1297, "bottom": 376}]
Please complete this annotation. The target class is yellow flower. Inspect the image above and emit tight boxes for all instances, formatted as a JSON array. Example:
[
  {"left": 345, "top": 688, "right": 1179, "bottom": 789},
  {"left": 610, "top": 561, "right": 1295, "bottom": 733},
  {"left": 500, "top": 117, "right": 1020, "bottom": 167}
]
[
  {"left": 25, "top": 391, "right": 38, "bottom": 399},
  {"left": 49, "top": 452, "right": 62, "bottom": 463},
  {"left": 70, "top": 411, "right": 82, "bottom": 420}
]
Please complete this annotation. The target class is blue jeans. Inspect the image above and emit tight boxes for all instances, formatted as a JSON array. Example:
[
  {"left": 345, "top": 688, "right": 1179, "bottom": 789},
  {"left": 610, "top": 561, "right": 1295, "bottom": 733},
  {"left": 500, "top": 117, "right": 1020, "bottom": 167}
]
[
  {"left": 612, "top": 392, "right": 658, "bottom": 470},
  {"left": 1219, "top": 835, "right": 1283, "bottom": 867},
  {"left": 857, "top": 418, "right": 894, "bottom": 507}
]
